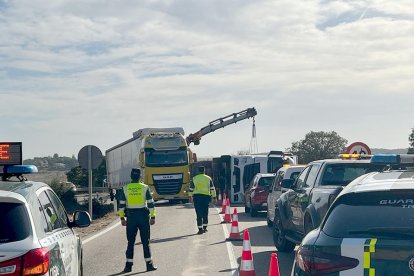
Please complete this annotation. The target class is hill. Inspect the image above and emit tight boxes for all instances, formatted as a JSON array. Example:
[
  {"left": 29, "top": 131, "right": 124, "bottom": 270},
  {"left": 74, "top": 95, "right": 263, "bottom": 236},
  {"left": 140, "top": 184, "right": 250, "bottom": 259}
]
[{"left": 371, "top": 148, "right": 408, "bottom": 154}]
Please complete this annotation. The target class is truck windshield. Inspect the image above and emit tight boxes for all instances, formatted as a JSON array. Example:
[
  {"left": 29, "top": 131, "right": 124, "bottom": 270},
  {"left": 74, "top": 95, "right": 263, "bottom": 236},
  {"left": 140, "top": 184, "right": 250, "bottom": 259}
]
[{"left": 145, "top": 147, "right": 188, "bottom": 167}]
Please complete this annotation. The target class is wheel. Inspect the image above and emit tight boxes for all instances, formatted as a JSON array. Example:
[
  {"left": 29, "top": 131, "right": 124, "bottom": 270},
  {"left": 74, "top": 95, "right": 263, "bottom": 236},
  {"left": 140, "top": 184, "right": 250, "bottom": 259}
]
[
  {"left": 304, "top": 216, "right": 314, "bottom": 235},
  {"left": 266, "top": 214, "right": 273, "bottom": 227},
  {"left": 272, "top": 213, "right": 295, "bottom": 252},
  {"left": 244, "top": 201, "right": 250, "bottom": 213},
  {"left": 249, "top": 201, "right": 258, "bottom": 217}
]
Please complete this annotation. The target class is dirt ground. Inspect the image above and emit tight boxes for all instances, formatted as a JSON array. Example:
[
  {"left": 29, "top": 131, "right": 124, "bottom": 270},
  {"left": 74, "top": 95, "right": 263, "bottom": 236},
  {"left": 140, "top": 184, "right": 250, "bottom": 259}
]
[{"left": 75, "top": 212, "right": 119, "bottom": 239}]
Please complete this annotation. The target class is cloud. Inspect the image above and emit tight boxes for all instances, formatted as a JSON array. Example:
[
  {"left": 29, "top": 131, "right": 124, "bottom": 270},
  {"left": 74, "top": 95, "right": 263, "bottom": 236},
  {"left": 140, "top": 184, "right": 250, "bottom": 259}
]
[{"left": 0, "top": 0, "right": 413, "bottom": 159}]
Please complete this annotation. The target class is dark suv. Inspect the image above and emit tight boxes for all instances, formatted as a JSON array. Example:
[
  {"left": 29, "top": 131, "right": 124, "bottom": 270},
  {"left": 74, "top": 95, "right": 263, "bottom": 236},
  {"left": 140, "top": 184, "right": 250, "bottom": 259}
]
[
  {"left": 272, "top": 157, "right": 383, "bottom": 251},
  {"left": 0, "top": 165, "right": 91, "bottom": 276},
  {"left": 293, "top": 154, "right": 414, "bottom": 275}
]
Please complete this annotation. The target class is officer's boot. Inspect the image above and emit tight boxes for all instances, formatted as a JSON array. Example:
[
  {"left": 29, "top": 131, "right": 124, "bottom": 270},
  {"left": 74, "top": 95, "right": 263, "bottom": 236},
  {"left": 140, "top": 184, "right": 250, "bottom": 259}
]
[
  {"left": 203, "top": 226, "right": 208, "bottom": 233},
  {"left": 197, "top": 228, "right": 204, "bottom": 235},
  {"left": 146, "top": 261, "right": 157, "bottom": 271},
  {"left": 123, "top": 262, "right": 133, "bottom": 273}
]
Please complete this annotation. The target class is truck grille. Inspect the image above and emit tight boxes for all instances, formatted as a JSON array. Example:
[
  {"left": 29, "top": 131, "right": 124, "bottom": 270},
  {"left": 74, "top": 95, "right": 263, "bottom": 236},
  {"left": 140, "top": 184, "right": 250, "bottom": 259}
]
[{"left": 152, "top": 174, "right": 183, "bottom": 195}]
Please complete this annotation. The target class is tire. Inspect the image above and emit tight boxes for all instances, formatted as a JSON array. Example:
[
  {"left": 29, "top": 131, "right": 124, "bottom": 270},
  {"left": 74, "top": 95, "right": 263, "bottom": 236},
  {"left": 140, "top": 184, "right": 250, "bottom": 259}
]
[
  {"left": 272, "top": 213, "right": 295, "bottom": 252},
  {"left": 304, "top": 216, "right": 315, "bottom": 235},
  {"left": 244, "top": 202, "right": 250, "bottom": 213},
  {"left": 249, "top": 201, "right": 258, "bottom": 217},
  {"left": 266, "top": 214, "right": 273, "bottom": 227}
]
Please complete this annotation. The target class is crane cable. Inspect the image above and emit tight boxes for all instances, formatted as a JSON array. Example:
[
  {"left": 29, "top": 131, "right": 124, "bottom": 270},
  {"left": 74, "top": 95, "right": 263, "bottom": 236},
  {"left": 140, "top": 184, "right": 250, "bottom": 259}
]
[{"left": 249, "top": 117, "right": 258, "bottom": 154}]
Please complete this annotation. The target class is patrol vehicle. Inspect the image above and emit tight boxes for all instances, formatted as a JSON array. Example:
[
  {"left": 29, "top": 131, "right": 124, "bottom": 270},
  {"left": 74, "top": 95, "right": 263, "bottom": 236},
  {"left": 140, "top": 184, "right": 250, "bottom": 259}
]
[
  {"left": 0, "top": 142, "right": 91, "bottom": 276},
  {"left": 292, "top": 154, "right": 414, "bottom": 276}
]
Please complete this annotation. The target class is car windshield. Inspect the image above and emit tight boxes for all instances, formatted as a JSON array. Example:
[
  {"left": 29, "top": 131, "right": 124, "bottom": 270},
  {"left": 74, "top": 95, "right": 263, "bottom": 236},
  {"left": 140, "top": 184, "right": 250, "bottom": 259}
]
[
  {"left": 321, "top": 163, "right": 382, "bottom": 186},
  {"left": 145, "top": 147, "right": 188, "bottom": 167},
  {"left": 322, "top": 191, "right": 414, "bottom": 238},
  {"left": 258, "top": 176, "right": 274, "bottom": 187},
  {"left": 0, "top": 202, "right": 31, "bottom": 243}
]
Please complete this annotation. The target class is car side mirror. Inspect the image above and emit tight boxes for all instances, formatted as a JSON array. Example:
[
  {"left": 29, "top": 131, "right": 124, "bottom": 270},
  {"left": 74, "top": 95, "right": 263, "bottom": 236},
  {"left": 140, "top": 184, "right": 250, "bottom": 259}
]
[
  {"left": 281, "top": 179, "right": 294, "bottom": 189},
  {"left": 72, "top": 211, "right": 91, "bottom": 228}
]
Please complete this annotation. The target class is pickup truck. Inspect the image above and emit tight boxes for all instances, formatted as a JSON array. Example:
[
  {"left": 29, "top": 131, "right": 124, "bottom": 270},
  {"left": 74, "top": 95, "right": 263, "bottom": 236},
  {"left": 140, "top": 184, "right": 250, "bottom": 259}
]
[{"left": 272, "top": 158, "right": 384, "bottom": 252}]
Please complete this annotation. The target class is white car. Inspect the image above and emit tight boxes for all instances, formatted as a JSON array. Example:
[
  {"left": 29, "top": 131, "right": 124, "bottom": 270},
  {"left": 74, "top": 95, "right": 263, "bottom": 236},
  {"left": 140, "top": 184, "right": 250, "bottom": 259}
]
[
  {"left": 266, "top": 165, "right": 305, "bottom": 227},
  {"left": 0, "top": 165, "right": 91, "bottom": 276}
]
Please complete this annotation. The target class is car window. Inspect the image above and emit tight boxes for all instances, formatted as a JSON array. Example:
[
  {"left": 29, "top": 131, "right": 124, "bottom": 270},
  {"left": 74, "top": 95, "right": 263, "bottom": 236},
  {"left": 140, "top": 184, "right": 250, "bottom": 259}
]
[
  {"left": 290, "top": 171, "right": 301, "bottom": 180},
  {"left": 321, "top": 163, "right": 381, "bottom": 186},
  {"left": 322, "top": 191, "right": 414, "bottom": 238},
  {"left": 304, "top": 164, "right": 320, "bottom": 188},
  {"left": 295, "top": 166, "right": 311, "bottom": 189},
  {"left": 258, "top": 176, "right": 274, "bottom": 187},
  {"left": 0, "top": 202, "right": 31, "bottom": 243},
  {"left": 46, "top": 190, "right": 68, "bottom": 227},
  {"left": 38, "top": 191, "right": 66, "bottom": 231}
]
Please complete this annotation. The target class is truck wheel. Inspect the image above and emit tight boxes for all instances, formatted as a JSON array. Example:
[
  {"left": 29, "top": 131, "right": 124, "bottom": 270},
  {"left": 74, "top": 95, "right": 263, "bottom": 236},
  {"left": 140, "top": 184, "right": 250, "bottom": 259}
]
[
  {"left": 249, "top": 201, "right": 258, "bottom": 217},
  {"left": 272, "top": 213, "right": 295, "bottom": 252}
]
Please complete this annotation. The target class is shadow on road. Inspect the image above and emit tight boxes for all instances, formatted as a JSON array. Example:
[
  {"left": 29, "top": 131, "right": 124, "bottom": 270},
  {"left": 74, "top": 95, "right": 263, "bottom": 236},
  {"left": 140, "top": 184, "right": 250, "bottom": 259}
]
[
  {"left": 106, "top": 271, "right": 147, "bottom": 276},
  {"left": 135, "top": 233, "right": 197, "bottom": 245}
]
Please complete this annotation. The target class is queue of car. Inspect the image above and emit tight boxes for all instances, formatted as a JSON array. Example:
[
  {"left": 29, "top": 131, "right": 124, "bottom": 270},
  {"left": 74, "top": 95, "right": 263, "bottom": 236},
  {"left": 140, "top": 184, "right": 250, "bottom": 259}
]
[{"left": 243, "top": 153, "right": 414, "bottom": 276}]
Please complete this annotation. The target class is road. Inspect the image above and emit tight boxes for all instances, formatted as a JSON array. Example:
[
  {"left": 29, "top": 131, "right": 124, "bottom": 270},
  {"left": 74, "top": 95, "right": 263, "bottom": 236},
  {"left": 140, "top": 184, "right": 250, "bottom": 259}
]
[{"left": 82, "top": 201, "right": 294, "bottom": 276}]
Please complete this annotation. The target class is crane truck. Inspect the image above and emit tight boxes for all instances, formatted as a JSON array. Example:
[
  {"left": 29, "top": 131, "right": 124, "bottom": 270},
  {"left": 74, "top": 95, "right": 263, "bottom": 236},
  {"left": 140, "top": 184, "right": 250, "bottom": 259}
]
[{"left": 105, "top": 108, "right": 257, "bottom": 203}]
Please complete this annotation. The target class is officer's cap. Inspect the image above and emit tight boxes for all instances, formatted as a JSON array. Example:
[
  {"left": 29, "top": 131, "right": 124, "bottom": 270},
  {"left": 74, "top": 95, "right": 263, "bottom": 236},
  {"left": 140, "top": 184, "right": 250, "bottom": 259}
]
[
  {"left": 198, "top": 166, "right": 205, "bottom": 173},
  {"left": 131, "top": 168, "right": 141, "bottom": 179}
]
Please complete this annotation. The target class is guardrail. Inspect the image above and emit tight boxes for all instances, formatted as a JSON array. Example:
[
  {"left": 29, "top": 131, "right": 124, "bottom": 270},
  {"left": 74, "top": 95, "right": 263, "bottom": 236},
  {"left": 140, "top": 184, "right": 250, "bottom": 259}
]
[{"left": 74, "top": 187, "right": 110, "bottom": 193}]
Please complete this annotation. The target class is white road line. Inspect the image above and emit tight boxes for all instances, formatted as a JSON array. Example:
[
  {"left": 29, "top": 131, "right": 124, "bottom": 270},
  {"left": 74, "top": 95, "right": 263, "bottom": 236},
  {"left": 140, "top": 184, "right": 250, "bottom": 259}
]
[
  {"left": 82, "top": 221, "right": 121, "bottom": 245},
  {"left": 215, "top": 206, "right": 239, "bottom": 276}
]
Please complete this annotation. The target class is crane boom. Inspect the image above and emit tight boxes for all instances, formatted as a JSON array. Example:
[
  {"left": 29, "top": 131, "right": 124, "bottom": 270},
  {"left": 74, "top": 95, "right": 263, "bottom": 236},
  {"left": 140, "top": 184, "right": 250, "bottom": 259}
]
[{"left": 186, "top": 107, "right": 257, "bottom": 145}]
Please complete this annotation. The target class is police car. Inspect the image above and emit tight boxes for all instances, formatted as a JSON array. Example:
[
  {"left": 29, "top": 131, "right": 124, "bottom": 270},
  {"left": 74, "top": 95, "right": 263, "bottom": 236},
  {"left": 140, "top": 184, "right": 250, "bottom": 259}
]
[
  {"left": 292, "top": 154, "right": 414, "bottom": 276},
  {"left": 0, "top": 142, "right": 91, "bottom": 276}
]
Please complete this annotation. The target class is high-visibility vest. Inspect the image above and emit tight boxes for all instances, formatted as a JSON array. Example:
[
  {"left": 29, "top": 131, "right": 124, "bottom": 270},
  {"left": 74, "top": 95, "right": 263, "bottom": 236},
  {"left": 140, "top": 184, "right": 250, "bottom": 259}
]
[
  {"left": 192, "top": 174, "right": 215, "bottom": 196},
  {"left": 118, "top": 182, "right": 155, "bottom": 218}
]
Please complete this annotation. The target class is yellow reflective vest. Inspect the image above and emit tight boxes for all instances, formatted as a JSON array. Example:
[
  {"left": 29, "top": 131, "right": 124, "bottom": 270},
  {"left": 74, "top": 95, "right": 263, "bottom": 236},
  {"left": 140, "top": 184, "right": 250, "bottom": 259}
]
[
  {"left": 118, "top": 182, "right": 156, "bottom": 218},
  {"left": 191, "top": 174, "right": 216, "bottom": 197}
]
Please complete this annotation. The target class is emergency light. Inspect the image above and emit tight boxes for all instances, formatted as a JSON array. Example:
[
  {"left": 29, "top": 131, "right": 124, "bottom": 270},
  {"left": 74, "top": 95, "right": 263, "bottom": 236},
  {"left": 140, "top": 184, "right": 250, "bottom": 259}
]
[
  {"left": 338, "top": 154, "right": 371, "bottom": 160},
  {"left": 370, "top": 154, "right": 414, "bottom": 166}
]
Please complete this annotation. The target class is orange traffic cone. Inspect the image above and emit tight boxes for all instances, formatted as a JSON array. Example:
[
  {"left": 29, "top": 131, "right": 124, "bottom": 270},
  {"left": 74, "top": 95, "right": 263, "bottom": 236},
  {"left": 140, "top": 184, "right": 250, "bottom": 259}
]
[
  {"left": 227, "top": 208, "right": 242, "bottom": 240},
  {"left": 239, "top": 229, "right": 255, "bottom": 276},
  {"left": 221, "top": 198, "right": 231, "bottom": 223},
  {"left": 217, "top": 192, "right": 223, "bottom": 206},
  {"left": 220, "top": 195, "right": 227, "bottom": 214},
  {"left": 268, "top": 252, "right": 280, "bottom": 276}
]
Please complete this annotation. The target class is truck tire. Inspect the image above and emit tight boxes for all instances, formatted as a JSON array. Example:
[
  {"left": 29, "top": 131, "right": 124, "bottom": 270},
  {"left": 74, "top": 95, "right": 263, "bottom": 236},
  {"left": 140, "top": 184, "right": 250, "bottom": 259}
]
[{"left": 272, "top": 213, "right": 295, "bottom": 252}]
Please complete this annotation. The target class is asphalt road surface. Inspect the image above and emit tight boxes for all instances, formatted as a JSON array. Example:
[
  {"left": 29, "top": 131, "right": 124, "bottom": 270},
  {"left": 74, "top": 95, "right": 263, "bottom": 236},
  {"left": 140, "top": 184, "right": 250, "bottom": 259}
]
[{"left": 82, "top": 201, "right": 294, "bottom": 276}]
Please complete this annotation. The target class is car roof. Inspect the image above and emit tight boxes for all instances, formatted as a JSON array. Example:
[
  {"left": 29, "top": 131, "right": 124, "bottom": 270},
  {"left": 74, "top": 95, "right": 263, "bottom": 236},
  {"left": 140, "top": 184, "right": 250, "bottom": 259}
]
[
  {"left": 339, "top": 170, "right": 414, "bottom": 196},
  {"left": 310, "top": 158, "right": 372, "bottom": 165},
  {"left": 0, "top": 179, "right": 49, "bottom": 201}
]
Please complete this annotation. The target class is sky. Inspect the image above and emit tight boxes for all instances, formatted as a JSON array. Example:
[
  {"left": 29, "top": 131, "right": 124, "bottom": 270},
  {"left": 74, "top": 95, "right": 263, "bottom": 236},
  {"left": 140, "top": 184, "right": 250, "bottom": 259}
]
[{"left": 1, "top": 0, "right": 413, "bottom": 160}]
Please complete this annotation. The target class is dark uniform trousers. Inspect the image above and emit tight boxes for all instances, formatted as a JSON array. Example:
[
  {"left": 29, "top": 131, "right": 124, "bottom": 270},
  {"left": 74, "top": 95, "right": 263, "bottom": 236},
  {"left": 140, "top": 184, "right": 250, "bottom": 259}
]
[
  {"left": 193, "top": 194, "right": 211, "bottom": 227},
  {"left": 125, "top": 208, "right": 151, "bottom": 260}
]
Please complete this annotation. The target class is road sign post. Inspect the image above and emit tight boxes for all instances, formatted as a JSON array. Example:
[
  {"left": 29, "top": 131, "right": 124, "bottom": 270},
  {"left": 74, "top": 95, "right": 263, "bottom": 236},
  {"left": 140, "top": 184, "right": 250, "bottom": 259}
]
[{"left": 78, "top": 145, "right": 103, "bottom": 220}]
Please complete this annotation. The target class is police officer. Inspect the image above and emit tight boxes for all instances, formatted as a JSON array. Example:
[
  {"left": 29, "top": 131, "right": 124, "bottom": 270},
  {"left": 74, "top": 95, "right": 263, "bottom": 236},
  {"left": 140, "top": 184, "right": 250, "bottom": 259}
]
[
  {"left": 189, "top": 166, "right": 216, "bottom": 234},
  {"left": 118, "top": 168, "right": 157, "bottom": 273}
]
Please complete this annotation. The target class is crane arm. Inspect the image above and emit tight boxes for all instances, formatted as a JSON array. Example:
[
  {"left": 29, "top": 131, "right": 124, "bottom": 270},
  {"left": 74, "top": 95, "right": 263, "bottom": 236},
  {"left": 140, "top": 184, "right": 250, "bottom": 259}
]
[{"left": 186, "top": 107, "right": 257, "bottom": 145}]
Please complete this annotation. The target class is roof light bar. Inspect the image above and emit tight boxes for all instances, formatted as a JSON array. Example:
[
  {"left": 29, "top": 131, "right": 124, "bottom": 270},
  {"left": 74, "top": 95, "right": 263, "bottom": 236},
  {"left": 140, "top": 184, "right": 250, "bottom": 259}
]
[
  {"left": 338, "top": 154, "right": 372, "bottom": 160},
  {"left": 370, "top": 154, "right": 414, "bottom": 166},
  {"left": 5, "top": 165, "right": 38, "bottom": 175}
]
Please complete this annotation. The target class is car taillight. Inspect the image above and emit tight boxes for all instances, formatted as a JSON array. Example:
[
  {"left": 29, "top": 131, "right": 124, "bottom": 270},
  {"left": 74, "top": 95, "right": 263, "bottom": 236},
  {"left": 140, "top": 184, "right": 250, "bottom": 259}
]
[
  {"left": 296, "top": 247, "right": 359, "bottom": 275},
  {"left": 0, "top": 257, "right": 21, "bottom": 276},
  {"left": 22, "top": 248, "right": 49, "bottom": 275}
]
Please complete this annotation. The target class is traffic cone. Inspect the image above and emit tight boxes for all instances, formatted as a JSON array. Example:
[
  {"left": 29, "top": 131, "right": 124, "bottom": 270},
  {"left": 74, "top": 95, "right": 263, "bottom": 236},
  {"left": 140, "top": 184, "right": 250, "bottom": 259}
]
[
  {"left": 227, "top": 208, "right": 242, "bottom": 240},
  {"left": 217, "top": 192, "right": 223, "bottom": 206},
  {"left": 239, "top": 229, "right": 255, "bottom": 276},
  {"left": 220, "top": 195, "right": 227, "bottom": 214},
  {"left": 268, "top": 252, "right": 280, "bottom": 276},
  {"left": 221, "top": 198, "right": 231, "bottom": 223}
]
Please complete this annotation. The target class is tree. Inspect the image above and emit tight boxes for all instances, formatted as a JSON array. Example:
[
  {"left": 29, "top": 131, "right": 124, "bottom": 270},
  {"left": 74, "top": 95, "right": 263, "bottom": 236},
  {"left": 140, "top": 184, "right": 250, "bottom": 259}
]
[
  {"left": 287, "top": 131, "right": 348, "bottom": 164},
  {"left": 66, "top": 157, "right": 106, "bottom": 187},
  {"left": 408, "top": 127, "right": 414, "bottom": 154}
]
